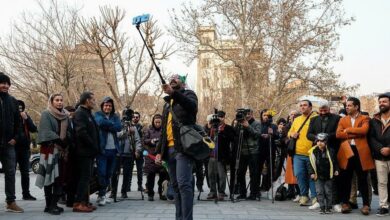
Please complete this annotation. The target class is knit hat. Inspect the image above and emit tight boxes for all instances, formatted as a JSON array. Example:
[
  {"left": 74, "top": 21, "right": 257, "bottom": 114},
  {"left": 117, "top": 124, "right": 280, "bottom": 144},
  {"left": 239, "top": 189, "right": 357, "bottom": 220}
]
[{"left": 0, "top": 73, "right": 11, "bottom": 85}]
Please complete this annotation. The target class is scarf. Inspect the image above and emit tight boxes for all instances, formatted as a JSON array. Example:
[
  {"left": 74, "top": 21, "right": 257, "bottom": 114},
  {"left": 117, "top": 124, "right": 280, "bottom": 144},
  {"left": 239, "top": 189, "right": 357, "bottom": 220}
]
[{"left": 47, "top": 103, "right": 69, "bottom": 141}]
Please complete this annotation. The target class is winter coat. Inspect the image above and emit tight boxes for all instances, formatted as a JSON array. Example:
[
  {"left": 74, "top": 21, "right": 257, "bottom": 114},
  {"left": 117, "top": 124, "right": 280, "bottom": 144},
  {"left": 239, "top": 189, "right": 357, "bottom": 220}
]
[
  {"left": 206, "top": 123, "right": 235, "bottom": 162},
  {"left": 240, "top": 118, "right": 262, "bottom": 156},
  {"left": 156, "top": 88, "right": 198, "bottom": 161},
  {"left": 73, "top": 105, "right": 100, "bottom": 157},
  {"left": 94, "top": 97, "right": 122, "bottom": 154},
  {"left": 143, "top": 125, "right": 162, "bottom": 174},
  {"left": 16, "top": 114, "right": 37, "bottom": 149},
  {"left": 117, "top": 123, "right": 142, "bottom": 157},
  {"left": 307, "top": 113, "right": 340, "bottom": 150},
  {"left": 0, "top": 93, "right": 19, "bottom": 146},
  {"left": 308, "top": 146, "right": 339, "bottom": 180},
  {"left": 336, "top": 114, "right": 374, "bottom": 171},
  {"left": 369, "top": 113, "right": 390, "bottom": 161}
]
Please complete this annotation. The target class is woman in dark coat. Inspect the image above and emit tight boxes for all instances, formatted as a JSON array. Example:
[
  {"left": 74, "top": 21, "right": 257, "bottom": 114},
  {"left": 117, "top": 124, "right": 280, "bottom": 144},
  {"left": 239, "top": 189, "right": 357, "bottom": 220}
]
[
  {"left": 143, "top": 114, "right": 169, "bottom": 201},
  {"left": 35, "top": 94, "right": 71, "bottom": 215}
]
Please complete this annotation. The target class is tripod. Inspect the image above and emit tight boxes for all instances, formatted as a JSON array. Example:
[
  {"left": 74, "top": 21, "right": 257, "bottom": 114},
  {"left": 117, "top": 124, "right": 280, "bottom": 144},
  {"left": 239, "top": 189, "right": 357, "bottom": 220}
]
[{"left": 231, "top": 124, "right": 244, "bottom": 203}]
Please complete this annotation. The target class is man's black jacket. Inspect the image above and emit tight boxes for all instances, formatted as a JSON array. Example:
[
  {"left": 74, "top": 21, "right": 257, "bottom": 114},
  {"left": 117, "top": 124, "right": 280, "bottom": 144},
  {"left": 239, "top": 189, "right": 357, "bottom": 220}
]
[
  {"left": 73, "top": 105, "right": 100, "bottom": 157},
  {"left": 16, "top": 114, "right": 37, "bottom": 149},
  {"left": 369, "top": 113, "right": 390, "bottom": 161},
  {"left": 307, "top": 113, "right": 340, "bottom": 150},
  {"left": 205, "top": 123, "right": 235, "bottom": 162},
  {"left": 0, "top": 93, "right": 20, "bottom": 146},
  {"left": 156, "top": 88, "right": 198, "bottom": 161}
]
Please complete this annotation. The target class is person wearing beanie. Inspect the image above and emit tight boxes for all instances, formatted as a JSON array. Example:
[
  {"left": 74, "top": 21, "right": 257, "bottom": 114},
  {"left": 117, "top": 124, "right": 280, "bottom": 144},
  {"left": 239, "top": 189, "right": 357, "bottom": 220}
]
[{"left": 0, "top": 72, "right": 24, "bottom": 213}]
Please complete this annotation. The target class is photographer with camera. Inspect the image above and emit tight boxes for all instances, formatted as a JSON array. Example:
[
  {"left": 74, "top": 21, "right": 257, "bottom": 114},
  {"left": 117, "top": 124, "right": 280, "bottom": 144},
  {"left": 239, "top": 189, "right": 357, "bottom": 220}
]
[
  {"left": 131, "top": 111, "right": 145, "bottom": 192},
  {"left": 206, "top": 110, "right": 235, "bottom": 201},
  {"left": 234, "top": 109, "right": 262, "bottom": 200},
  {"left": 110, "top": 107, "right": 142, "bottom": 199}
]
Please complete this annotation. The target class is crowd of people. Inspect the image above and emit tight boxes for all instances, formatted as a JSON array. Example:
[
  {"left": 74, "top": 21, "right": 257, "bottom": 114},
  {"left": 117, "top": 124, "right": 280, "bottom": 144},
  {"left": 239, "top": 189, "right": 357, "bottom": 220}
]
[{"left": 1, "top": 71, "right": 390, "bottom": 220}]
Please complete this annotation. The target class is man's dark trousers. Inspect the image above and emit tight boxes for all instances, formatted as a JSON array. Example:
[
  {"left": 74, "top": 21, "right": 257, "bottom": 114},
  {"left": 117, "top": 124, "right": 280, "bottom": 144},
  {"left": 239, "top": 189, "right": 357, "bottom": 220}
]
[
  {"left": 0, "top": 145, "right": 16, "bottom": 203},
  {"left": 168, "top": 150, "right": 194, "bottom": 220}
]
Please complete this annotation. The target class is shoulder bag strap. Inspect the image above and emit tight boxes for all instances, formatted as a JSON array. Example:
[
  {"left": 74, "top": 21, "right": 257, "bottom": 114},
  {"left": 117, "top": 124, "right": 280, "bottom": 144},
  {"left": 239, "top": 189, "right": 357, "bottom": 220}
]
[{"left": 296, "top": 112, "right": 313, "bottom": 134}]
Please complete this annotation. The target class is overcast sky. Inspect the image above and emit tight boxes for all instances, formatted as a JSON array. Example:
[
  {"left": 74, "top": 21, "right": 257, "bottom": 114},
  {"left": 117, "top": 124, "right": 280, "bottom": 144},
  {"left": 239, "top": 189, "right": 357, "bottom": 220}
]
[{"left": 0, "top": 0, "right": 388, "bottom": 95}]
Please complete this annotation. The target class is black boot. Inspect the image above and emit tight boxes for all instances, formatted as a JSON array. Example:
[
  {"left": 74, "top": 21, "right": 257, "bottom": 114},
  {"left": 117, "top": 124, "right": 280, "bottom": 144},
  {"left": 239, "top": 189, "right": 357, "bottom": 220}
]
[
  {"left": 48, "top": 195, "right": 62, "bottom": 215},
  {"left": 44, "top": 196, "right": 51, "bottom": 212}
]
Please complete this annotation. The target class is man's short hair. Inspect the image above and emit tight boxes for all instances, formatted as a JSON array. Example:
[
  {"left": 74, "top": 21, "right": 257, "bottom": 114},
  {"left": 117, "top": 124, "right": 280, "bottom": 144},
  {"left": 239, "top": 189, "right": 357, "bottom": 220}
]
[
  {"left": 79, "top": 91, "right": 94, "bottom": 105},
  {"left": 378, "top": 92, "right": 390, "bottom": 101},
  {"left": 300, "top": 99, "right": 312, "bottom": 107},
  {"left": 318, "top": 101, "right": 330, "bottom": 108},
  {"left": 134, "top": 111, "right": 141, "bottom": 117},
  {"left": 217, "top": 110, "right": 226, "bottom": 118},
  {"left": 347, "top": 97, "right": 361, "bottom": 111}
]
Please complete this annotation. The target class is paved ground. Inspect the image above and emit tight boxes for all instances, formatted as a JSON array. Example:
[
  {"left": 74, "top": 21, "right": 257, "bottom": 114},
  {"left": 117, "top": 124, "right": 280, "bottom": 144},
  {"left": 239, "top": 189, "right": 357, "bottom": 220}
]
[{"left": 0, "top": 173, "right": 384, "bottom": 219}]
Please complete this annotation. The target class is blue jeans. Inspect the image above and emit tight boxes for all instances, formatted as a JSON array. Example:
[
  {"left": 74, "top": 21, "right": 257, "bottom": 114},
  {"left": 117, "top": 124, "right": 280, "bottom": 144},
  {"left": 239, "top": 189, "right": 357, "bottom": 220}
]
[
  {"left": 293, "top": 154, "right": 316, "bottom": 198},
  {"left": 168, "top": 149, "right": 194, "bottom": 220},
  {"left": 97, "top": 149, "right": 117, "bottom": 197},
  {"left": 0, "top": 144, "right": 16, "bottom": 203}
]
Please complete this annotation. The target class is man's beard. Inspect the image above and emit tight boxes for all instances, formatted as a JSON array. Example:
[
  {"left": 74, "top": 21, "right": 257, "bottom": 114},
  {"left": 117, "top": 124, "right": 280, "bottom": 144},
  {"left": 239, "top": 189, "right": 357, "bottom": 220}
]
[{"left": 379, "top": 105, "right": 390, "bottom": 114}]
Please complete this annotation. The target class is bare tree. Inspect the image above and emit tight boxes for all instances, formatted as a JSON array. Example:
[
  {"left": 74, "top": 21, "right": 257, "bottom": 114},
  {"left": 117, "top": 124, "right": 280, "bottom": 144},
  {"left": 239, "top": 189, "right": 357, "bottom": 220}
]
[
  {"left": 78, "top": 6, "right": 175, "bottom": 112},
  {"left": 169, "top": 0, "right": 358, "bottom": 120},
  {"left": 0, "top": 0, "right": 83, "bottom": 116}
]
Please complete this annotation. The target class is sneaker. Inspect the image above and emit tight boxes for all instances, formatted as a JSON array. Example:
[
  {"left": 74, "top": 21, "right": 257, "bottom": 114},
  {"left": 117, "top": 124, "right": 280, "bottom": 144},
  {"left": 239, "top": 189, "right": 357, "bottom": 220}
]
[
  {"left": 97, "top": 196, "right": 106, "bottom": 206},
  {"left": 309, "top": 202, "right": 320, "bottom": 210},
  {"left": 105, "top": 197, "right": 112, "bottom": 204},
  {"left": 319, "top": 208, "right": 326, "bottom": 214},
  {"left": 299, "top": 196, "right": 310, "bottom": 206},
  {"left": 6, "top": 202, "right": 24, "bottom": 213},
  {"left": 162, "top": 180, "right": 168, "bottom": 197},
  {"left": 292, "top": 195, "right": 300, "bottom": 202},
  {"left": 376, "top": 207, "right": 389, "bottom": 216},
  {"left": 22, "top": 194, "right": 37, "bottom": 201},
  {"left": 333, "top": 204, "right": 342, "bottom": 213},
  {"left": 309, "top": 197, "right": 320, "bottom": 209},
  {"left": 326, "top": 207, "right": 333, "bottom": 214}
]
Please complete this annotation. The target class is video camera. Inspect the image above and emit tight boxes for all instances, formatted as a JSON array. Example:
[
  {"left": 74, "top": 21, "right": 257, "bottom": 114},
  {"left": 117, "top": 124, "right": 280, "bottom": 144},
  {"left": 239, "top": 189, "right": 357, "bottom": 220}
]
[
  {"left": 122, "top": 107, "right": 134, "bottom": 123},
  {"left": 210, "top": 108, "right": 221, "bottom": 128},
  {"left": 235, "top": 108, "right": 250, "bottom": 123}
]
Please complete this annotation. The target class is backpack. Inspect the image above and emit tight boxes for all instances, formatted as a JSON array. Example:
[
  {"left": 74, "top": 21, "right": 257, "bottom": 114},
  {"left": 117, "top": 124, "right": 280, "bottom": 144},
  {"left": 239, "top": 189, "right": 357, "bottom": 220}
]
[{"left": 275, "top": 183, "right": 287, "bottom": 201}]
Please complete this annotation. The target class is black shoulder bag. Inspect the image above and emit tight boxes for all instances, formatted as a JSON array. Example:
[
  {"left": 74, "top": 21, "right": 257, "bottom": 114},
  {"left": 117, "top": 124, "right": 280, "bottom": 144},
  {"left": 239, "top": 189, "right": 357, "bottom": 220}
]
[
  {"left": 287, "top": 113, "right": 312, "bottom": 157},
  {"left": 169, "top": 106, "right": 214, "bottom": 160}
]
